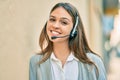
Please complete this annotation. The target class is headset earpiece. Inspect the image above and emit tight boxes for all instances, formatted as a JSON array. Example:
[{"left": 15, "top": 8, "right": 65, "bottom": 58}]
[{"left": 69, "top": 16, "right": 79, "bottom": 40}]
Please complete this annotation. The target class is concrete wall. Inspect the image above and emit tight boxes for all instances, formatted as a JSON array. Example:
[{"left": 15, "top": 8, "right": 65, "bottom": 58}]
[
  {"left": 89, "top": 0, "right": 103, "bottom": 55},
  {"left": 0, "top": 0, "right": 100, "bottom": 80}
]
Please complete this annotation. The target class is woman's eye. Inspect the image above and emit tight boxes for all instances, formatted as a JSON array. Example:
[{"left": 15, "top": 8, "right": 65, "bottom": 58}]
[
  {"left": 49, "top": 18, "right": 55, "bottom": 22},
  {"left": 61, "top": 21, "right": 68, "bottom": 25}
]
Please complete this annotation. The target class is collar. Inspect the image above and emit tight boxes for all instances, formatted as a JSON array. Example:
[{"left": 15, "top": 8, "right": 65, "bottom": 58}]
[{"left": 50, "top": 52, "right": 79, "bottom": 62}]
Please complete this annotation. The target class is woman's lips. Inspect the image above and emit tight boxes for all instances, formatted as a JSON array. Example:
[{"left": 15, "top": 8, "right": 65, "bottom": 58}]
[{"left": 50, "top": 30, "right": 61, "bottom": 35}]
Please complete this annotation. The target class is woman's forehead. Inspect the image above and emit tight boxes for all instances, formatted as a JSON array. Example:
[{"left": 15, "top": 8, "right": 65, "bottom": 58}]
[{"left": 50, "top": 7, "right": 73, "bottom": 21}]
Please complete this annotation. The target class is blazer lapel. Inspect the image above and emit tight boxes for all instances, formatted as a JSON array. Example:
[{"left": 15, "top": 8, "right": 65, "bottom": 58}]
[
  {"left": 78, "top": 62, "right": 89, "bottom": 80},
  {"left": 78, "top": 62, "right": 96, "bottom": 80},
  {"left": 40, "top": 59, "right": 52, "bottom": 80}
]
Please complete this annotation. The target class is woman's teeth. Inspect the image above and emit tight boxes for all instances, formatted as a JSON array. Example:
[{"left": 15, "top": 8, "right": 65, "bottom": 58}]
[{"left": 52, "top": 31, "right": 60, "bottom": 34}]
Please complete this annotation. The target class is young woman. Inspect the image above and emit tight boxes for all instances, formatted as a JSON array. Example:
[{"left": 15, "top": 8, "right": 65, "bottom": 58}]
[{"left": 29, "top": 2, "right": 107, "bottom": 80}]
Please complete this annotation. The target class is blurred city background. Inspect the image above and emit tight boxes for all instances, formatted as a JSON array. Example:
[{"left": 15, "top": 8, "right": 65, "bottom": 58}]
[{"left": 0, "top": 0, "right": 120, "bottom": 80}]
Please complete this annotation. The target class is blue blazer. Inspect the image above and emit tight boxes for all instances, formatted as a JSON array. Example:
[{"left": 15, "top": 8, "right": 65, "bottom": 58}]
[{"left": 29, "top": 53, "right": 107, "bottom": 80}]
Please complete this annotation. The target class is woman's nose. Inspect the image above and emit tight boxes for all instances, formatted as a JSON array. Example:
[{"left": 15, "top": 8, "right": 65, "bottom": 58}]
[{"left": 53, "top": 21, "right": 60, "bottom": 29}]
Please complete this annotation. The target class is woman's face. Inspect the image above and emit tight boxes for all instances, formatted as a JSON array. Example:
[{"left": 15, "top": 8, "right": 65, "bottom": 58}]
[{"left": 46, "top": 7, "right": 73, "bottom": 43}]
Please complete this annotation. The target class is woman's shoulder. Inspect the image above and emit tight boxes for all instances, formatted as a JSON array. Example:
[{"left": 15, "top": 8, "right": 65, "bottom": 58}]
[
  {"left": 86, "top": 53, "right": 107, "bottom": 79},
  {"left": 29, "top": 54, "right": 43, "bottom": 64},
  {"left": 87, "top": 53, "right": 103, "bottom": 64}
]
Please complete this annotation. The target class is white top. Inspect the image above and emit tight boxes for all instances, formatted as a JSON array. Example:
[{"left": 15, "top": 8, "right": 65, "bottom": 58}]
[{"left": 50, "top": 52, "right": 79, "bottom": 80}]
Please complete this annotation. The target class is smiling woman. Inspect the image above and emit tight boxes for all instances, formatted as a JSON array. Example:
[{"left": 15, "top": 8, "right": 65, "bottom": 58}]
[{"left": 29, "top": 2, "right": 107, "bottom": 80}]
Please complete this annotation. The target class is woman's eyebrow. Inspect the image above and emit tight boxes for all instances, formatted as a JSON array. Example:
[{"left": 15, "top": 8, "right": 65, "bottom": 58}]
[
  {"left": 49, "top": 15, "right": 55, "bottom": 18},
  {"left": 61, "top": 17, "right": 71, "bottom": 22},
  {"left": 50, "top": 15, "right": 72, "bottom": 22}
]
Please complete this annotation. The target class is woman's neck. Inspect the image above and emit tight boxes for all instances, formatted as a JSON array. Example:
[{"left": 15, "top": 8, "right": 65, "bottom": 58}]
[{"left": 53, "top": 42, "right": 70, "bottom": 67}]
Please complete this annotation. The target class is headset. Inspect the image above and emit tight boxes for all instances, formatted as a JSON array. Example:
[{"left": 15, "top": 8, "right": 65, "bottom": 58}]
[{"left": 69, "top": 15, "right": 79, "bottom": 40}]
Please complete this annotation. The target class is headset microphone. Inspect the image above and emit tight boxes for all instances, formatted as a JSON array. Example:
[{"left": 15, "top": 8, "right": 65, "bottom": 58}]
[{"left": 51, "top": 35, "right": 69, "bottom": 39}]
